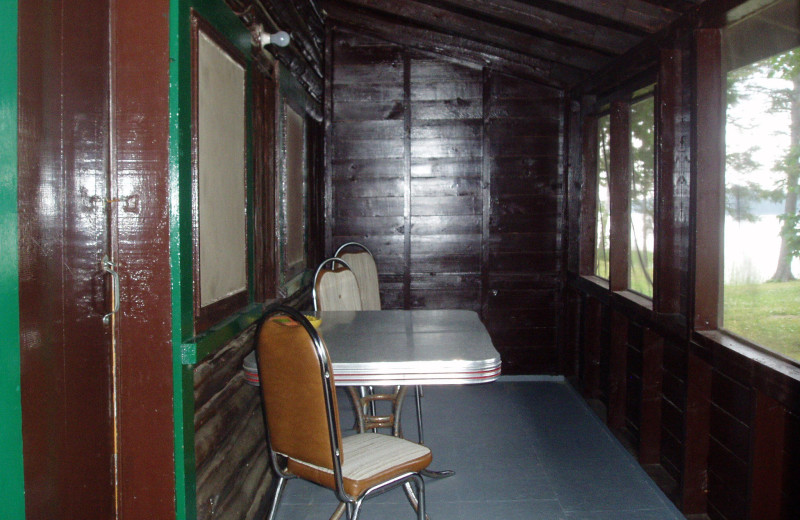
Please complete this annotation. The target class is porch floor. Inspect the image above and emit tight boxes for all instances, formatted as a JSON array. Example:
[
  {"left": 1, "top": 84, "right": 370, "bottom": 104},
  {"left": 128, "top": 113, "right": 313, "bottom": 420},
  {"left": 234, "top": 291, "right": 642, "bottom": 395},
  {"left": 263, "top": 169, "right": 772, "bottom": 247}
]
[{"left": 271, "top": 379, "right": 686, "bottom": 519}]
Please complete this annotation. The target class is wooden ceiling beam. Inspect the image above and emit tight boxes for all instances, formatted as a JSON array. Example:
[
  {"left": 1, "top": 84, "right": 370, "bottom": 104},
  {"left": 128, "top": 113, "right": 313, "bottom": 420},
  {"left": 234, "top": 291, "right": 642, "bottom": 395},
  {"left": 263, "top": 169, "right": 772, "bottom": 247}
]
[
  {"left": 528, "top": 0, "right": 680, "bottom": 34},
  {"left": 421, "top": 0, "right": 641, "bottom": 55},
  {"left": 637, "top": 0, "right": 702, "bottom": 14},
  {"left": 323, "top": 1, "right": 584, "bottom": 88},
  {"left": 324, "top": 0, "right": 611, "bottom": 71}
]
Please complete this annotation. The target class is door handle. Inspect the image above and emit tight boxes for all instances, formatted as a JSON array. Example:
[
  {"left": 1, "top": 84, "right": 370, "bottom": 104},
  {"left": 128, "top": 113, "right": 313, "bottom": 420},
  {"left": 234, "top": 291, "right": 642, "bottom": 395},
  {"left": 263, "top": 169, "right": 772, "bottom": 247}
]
[{"left": 102, "top": 255, "right": 120, "bottom": 325}]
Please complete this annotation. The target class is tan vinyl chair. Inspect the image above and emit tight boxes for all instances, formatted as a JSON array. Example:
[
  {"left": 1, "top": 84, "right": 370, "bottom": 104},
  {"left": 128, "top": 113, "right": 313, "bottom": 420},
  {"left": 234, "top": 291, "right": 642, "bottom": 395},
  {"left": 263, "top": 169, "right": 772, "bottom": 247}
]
[
  {"left": 255, "top": 305, "right": 431, "bottom": 520},
  {"left": 335, "top": 242, "right": 381, "bottom": 311},
  {"left": 333, "top": 243, "right": 415, "bottom": 437},
  {"left": 313, "top": 257, "right": 363, "bottom": 312},
  {"left": 314, "top": 256, "right": 409, "bottom": 434}
]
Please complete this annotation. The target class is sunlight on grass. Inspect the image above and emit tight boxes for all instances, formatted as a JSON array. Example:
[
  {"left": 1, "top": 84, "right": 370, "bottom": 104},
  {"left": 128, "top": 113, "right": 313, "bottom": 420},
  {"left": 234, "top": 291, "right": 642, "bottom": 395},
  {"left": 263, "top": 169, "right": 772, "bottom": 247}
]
[{"left": 724, "top": 280, "right": 800, "bottom": 362}]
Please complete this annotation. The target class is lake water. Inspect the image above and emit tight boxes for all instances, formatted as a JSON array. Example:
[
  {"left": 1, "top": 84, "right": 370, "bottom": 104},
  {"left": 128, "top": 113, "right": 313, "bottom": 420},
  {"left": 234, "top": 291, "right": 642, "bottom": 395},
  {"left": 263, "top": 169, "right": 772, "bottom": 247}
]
[{"left": 725, "top": 214, "right": 800, "bottom": 284}]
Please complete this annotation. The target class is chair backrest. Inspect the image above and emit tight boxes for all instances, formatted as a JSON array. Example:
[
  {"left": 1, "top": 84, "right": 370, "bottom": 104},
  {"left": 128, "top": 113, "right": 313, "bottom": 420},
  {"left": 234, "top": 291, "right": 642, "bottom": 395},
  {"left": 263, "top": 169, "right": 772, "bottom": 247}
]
[
  {"left": 335, "top": 243, "right": 381, "bottom": 311},
  {"left": 314, "top": 258, "right": 363, "bottom": 311},
  {"left": 255, "top": 306, "right": 343, "bottom": 473}
]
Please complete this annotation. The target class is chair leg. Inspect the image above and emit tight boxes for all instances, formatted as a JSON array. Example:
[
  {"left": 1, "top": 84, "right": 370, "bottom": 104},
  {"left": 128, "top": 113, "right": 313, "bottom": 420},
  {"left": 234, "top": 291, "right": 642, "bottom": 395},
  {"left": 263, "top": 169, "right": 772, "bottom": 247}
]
[
  {"left": 266, "top": 476, "right": 287, "bottom": 520},
  {"left": 329, "top": 502, "right": 347, "bottom": 520},
  {"left": 392, "top": 386, "right": 409, "bottom": 437},
  {"left": 414, "top": 385, "right": 424, "bottom": 443},
  {"left": 402, "top": 477, "right": 429, "bottom": 520},
  {"left": 415, "top": 475, "right": 426, "bottom": 520}
]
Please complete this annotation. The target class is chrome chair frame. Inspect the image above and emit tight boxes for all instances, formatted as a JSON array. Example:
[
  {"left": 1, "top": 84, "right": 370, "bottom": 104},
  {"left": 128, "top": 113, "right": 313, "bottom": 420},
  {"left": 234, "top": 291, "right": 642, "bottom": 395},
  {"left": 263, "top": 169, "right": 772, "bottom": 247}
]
[{"left": 255, "top": 305, "right": 427, "bottom": 520}]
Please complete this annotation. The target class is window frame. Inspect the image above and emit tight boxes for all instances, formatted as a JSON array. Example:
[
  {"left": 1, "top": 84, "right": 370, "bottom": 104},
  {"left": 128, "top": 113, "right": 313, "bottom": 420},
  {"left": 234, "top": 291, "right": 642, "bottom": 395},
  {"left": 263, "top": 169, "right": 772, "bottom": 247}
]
[{"left": 694, "top": 0, "right": 800, "bottom": 365}]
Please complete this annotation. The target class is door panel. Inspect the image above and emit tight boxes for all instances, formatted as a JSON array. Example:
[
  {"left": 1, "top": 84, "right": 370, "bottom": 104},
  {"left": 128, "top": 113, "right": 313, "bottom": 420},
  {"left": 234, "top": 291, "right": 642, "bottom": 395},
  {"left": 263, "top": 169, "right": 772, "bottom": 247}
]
[{"left": 18, "top": 0, "right": 114, "bottom": 517}]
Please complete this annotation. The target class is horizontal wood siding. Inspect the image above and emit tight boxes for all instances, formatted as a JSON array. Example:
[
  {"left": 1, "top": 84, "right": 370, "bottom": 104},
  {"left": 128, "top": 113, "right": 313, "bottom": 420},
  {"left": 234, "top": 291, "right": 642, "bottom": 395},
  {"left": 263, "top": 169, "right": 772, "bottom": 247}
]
[
  {"left": 409, "top": 54, "right": 483, "bottom": 310},
  {"left": 330, "top": 31, "right": 406, "bottom": 308},
  {"left": 486, "top": 73, "right": 563, "bottom": 374},
  {"left": 327, "top": 28, "right": 566, "bottom": 374}
]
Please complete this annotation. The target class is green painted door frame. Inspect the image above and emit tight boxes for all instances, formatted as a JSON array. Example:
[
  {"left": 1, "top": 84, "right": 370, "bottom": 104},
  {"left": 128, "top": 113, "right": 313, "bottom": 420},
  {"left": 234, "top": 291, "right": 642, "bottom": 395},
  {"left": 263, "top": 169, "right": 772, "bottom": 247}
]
[
  {"left": 169, "top": 1, "right": 255, "bottom": 518},
  {"left": 0, "top": 2, "right": 27, "bottom": 519}
]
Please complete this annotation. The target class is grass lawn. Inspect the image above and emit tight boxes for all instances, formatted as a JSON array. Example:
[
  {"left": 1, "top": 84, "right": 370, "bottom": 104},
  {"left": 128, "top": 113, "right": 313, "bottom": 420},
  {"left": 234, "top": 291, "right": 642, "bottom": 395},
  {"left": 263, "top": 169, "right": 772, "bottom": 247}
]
[{"left": 724, "top": 280, "right": 800, "bottom": 362}]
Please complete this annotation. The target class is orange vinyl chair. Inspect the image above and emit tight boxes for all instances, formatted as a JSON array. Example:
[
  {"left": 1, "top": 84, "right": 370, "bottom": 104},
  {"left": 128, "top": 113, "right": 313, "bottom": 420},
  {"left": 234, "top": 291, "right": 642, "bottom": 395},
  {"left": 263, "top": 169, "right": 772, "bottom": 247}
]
[{"left": 254, "top": 305, "right": 431, "bottom": 520}]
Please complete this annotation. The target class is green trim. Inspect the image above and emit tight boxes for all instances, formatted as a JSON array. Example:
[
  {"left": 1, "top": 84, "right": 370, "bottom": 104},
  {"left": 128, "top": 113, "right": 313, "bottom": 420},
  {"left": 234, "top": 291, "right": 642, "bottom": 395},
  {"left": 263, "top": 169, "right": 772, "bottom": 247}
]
[
  {"left": 169, "top": 0, "right": 193, "bottom": 517},
  {"left": 181, "top": 303, "right": 265, "bottom": 364},
  {"left": 0, "top": 2, "right": 26, "bottom": 518},
  {"left": 169, "top": 1, "right": 255, "bottom": 518}
]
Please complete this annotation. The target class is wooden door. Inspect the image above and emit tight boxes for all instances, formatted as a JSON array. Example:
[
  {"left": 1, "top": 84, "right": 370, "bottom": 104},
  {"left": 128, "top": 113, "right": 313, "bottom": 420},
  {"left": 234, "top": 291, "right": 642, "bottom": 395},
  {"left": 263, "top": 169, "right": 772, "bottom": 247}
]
[{"left": 17, "top": 0, "right": 115, "bottom": 518}]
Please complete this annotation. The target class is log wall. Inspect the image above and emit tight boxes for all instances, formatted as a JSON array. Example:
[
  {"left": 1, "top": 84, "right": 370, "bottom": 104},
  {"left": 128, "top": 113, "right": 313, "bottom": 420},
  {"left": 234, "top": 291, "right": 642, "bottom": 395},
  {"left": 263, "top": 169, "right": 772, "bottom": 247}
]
[
  {"left": 326, "top": 28, "right": 565, "bottom": 374},
  {"left": 194, "top": 326, "right": 270, "bottom": 520}
]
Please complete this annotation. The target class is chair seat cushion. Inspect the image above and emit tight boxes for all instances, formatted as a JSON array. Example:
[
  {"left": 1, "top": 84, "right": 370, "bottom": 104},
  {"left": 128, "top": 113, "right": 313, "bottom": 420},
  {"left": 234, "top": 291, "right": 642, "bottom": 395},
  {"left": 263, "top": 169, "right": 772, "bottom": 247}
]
[{"left": 287, "top": 433, "right": 432, "bottom": 497}]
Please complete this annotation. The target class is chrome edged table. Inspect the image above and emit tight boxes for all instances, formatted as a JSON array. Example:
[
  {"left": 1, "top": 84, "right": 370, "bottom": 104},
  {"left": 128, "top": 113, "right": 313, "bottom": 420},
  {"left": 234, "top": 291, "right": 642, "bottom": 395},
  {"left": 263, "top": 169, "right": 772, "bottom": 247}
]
[
  {"left": 317, "top": 309, "right": 501, "bottom": 480},
  {"left": 317, "top": 309, "right": 502, "bottom": 386}
]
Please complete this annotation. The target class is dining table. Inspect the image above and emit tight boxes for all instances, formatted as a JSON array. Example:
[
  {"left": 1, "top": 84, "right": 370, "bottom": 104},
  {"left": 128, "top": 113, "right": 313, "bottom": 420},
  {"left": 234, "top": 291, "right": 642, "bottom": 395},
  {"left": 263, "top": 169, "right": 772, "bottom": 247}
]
[
  {"left": 316, "top": 308, "right": 501, "bottom": 479},
  {"left": 315, "top": 309, "right": 502, "bottom": 387}
]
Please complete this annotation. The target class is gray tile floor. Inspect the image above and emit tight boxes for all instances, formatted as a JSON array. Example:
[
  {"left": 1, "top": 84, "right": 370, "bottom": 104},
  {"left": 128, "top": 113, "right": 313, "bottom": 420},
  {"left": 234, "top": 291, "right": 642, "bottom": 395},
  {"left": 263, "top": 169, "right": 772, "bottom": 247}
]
[{"left": 272, "top": 379, "right": 686, "bottom": 520}]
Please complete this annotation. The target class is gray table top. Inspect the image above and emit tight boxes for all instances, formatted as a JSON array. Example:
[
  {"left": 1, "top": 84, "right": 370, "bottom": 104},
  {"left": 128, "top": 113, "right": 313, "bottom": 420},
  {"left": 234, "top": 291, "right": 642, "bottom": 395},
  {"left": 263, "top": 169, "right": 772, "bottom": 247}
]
[{"left": 315, "top": 309, "right": 501, "bottom": 386}]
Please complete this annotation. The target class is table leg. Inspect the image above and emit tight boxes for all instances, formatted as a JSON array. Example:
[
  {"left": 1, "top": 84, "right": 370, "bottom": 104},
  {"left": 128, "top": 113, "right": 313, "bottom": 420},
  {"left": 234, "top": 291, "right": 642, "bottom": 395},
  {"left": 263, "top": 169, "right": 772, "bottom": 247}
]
[{"left": 414, "top": 385, "right": 455, "bottom": 479}]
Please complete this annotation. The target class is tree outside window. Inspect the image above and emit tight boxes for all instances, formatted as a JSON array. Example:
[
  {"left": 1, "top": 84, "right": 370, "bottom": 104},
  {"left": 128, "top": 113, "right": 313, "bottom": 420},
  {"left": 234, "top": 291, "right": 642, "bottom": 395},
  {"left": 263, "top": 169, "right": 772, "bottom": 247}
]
[
  {"left": 629, "top": 94, "right": 655, "bottom": 297},
  {"left": 724, "top": 47, "right": 800, "bottom": 361},
  {"left": 595, "top": 114, "right": 611, "bottom": 279}
]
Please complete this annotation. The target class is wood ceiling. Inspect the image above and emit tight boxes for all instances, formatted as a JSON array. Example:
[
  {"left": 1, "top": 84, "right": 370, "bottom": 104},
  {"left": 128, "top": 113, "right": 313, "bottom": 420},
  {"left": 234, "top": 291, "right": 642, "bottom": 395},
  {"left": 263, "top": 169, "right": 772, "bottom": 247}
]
[{"left": 319, "top": 0, "right": 709, "bottom": 90}]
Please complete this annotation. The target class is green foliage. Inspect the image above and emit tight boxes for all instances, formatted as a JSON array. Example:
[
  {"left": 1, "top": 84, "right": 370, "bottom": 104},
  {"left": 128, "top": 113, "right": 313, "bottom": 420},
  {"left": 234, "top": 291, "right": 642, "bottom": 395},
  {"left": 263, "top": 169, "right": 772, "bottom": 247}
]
[{"left": 778, "top": 212, "right": 800, "bottom": 258}]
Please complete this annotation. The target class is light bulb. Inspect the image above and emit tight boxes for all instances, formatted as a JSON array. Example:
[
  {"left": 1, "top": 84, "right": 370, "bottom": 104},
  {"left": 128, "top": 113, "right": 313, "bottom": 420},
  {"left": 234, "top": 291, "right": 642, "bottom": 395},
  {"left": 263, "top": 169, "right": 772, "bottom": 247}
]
[{"left": 260, "top": 30, "right": 291, "bottom": 48}]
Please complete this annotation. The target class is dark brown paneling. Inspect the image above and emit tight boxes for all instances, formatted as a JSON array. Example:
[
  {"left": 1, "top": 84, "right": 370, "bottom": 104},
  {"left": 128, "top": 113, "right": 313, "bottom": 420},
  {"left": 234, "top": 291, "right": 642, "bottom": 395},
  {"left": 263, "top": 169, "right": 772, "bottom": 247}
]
[
  {"left": 783, "top": 410, "right": 800, "bottom": 519},
  {"left": 254, "top": 66, "right": 277, "bottom": 301},
  {"left": 194, "top": 327, "right": 270, "bottom": 520},
  {"left": 683, "top": 352, "right": 712, "bottom": 514},
  {"left": 327, "top": 29, "right": 565, "bottom": 374},
  {"left": 329, "top": 31, "right": 406, "bottom": 299},
  {"left": 111, "top": 0, "right": 176, "bottom": 516},
  {"left": 749, "top": 392, "right": 785, "bottom": 520},
  {"left": 409, "top": 55, "right": 483, "bottom": 307},
  {"left": 608, "top": 100, "right": 630, "bottom": 291},
  {"left": 18, "top": 1, "right": 114, "bottom": 517},
  {"left": 487, "top": 73, "right": 563, "bottom": 374},
  {"left": 692, "top": 29, "right": 724, "bottom": 331},
  {"left": 582, "top": 297, "right": 604, "bottom": 399},
  {"left": 608, "top": 311, "right": 629, "bottom": 430},
  {"left": 640, "top": 327, "right": 664, "bottom": 464}
]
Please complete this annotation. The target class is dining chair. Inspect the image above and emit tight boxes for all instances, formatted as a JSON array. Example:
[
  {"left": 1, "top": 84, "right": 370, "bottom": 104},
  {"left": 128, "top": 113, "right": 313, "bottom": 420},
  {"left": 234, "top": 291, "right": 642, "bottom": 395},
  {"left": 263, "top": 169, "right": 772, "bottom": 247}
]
[
  {"left": 334, "top": 242, "right": 381, "bottom": 310},
  {"left": 254, "top": 305, "right": 431, "bottom": 520},
  {"left": 316, "top": 252, "right": 410, "bottom": 435},
  {"left": 333, "top": 243, "right": 427, "bottom": 440},
  {"left": 313, "top": 257, "right": 362, "bottom": 312}
]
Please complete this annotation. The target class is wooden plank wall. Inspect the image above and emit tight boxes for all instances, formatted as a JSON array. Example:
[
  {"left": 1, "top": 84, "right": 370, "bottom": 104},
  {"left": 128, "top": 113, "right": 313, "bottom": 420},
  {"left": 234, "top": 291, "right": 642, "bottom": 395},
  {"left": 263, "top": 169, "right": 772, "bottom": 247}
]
[
  {"left": 485, "top": 74, "right": 564, "bottom": 373},
  {"left": 410, "top": 54, "right": 483, "bottom": 310},
  {"left": 194, "top": 326, "right": 270, "bottom": 520},
  {"left": 329, "top": 32, "right": 406, "bottom": 307},
  {"left": 571, "top": 285, "right": 800, "bottom": 520},
  {"left": 327, "top": 28, "right": 565, "bottom": 374}
]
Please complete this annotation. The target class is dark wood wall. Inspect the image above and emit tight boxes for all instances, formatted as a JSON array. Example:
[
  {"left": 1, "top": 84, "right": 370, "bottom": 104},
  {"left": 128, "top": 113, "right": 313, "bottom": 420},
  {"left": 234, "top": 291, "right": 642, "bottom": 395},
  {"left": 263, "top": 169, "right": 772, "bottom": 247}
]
[
  {"left": 194, "top": 326, "right": 269, "bottom": 520},
  {"left": 326, "top": 28, "right": 565, "bottom": 374},
  {"left": 566, "top": 21, "right": 800, "bottom": 520}
]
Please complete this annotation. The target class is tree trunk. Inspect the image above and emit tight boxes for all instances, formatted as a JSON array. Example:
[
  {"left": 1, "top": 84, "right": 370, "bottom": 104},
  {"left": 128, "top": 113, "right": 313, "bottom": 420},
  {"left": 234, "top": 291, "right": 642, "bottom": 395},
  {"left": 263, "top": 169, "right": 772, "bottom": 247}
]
[{"left": 770, "top": 72, "right": 800, "bottom": 282}]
